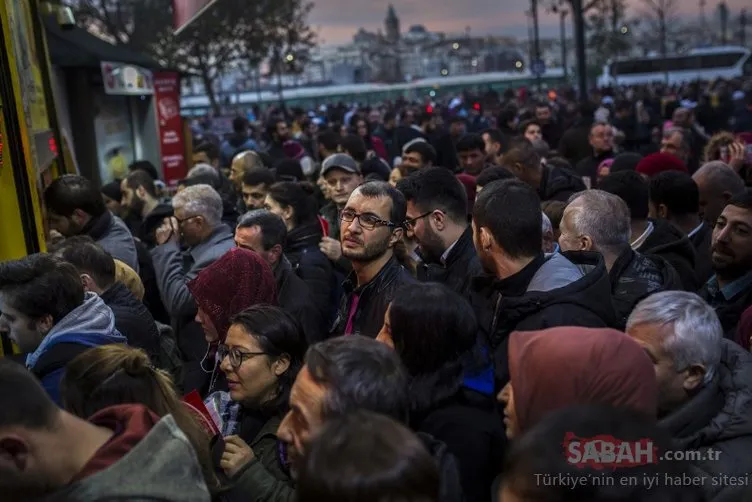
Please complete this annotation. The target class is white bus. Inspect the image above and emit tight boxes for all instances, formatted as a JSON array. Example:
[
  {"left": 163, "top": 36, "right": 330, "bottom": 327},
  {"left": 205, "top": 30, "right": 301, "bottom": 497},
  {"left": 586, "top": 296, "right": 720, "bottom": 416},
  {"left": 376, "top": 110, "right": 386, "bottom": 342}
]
[{"left": 598, "top": 46, "right": 752, "bottom": 86}]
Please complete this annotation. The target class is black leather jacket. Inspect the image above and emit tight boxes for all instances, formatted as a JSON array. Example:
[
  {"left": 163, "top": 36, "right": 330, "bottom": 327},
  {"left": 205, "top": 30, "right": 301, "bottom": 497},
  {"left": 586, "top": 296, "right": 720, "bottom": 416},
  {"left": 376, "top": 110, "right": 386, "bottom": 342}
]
[{"left": 330, "top": 256, "right": 414, "bottom": 338}]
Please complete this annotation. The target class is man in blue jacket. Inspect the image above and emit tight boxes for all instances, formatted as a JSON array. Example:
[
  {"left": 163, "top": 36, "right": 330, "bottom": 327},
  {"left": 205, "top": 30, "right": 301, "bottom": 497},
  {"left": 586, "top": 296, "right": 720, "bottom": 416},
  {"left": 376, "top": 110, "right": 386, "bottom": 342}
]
[{"left": 0, "top": 254, "right": 126, "bottom": 405}]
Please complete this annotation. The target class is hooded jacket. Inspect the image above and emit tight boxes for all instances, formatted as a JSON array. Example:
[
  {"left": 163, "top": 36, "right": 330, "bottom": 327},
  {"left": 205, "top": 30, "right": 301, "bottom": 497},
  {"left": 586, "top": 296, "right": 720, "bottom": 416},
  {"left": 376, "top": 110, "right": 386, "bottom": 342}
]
[
  {"left": 609, "top": 247, "right": 683, "bottom": 329},
  {"left": 660, "top": 340, "right": 752, "bottom": 502},
  {"left": 508, "top": 327, "right": 658, "bottom": 434},
  {"left": 637, "top": 219, "right": 699, "bottom": 291},
  {"left": 417, "top": 226, "right": 483, "bottom": 298},
  {"left": 538, "top": 163, "right": 587, "bottom": 202},
  {"left": 470, "top": 251, "right": 619, "bottom": 387},
  {"left": 41, "top": 405, "right": 210, "bottom": 502},
  {"left": 83, "top": 210, "right": 139, "bottom": 272},
  {"left": 27, "top": 292, "right": 127, "bottom": 405}
]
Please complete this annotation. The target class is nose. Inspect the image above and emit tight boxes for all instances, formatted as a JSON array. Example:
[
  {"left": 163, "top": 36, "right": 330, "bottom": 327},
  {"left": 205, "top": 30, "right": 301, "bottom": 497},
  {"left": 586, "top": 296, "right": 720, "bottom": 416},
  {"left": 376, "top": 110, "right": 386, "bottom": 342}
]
[
  {"left": 716, "top": 224, "right": 732, "bottom": 243},
  {"left": 347, "top": 216, "right": 362, "bottom": 233}
]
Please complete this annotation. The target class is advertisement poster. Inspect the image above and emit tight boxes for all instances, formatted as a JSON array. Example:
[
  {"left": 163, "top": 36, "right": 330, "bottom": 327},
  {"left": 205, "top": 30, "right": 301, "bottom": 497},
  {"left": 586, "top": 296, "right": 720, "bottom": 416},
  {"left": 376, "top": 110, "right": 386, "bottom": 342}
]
[
  {"left": 173, "top": 0, "right": 219, "bottom": 34},
  {"left": 153, "top": 71, "right": 187, "bottom": 186},
  {"left": 92, "top": 93, "right": 135, "bottom": 183}
]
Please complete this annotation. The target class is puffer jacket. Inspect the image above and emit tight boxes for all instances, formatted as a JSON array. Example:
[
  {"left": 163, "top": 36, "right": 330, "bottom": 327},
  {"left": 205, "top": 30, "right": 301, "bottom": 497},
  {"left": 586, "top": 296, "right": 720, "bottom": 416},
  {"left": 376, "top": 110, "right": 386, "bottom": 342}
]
[{"left": 609, "top": 247, "right": 683, "bottom": 329}]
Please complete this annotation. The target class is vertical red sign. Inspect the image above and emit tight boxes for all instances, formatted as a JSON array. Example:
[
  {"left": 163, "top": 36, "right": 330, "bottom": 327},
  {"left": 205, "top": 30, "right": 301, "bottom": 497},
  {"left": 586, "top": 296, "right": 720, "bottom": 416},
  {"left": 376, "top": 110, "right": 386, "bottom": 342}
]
[{"left": 153, "top": 71, "right": 187, "bottom": 187}]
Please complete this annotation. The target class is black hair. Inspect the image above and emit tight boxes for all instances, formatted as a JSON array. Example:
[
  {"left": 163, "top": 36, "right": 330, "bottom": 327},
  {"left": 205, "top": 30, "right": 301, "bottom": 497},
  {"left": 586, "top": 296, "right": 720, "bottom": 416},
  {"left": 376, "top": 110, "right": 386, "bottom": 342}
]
[
  {"left": 649, "top": 171, "right": 700, "bottom": 216},
  {"left": 501, "top": 140, "right": 541, "bottom": 173},
  {"left": 519, "top": 119, "right": 541, "bottom": 135},
  {"left": 232, "top": 116, "right": 249, "bottom": 133},
  {"left": 418, "top": 110, "right": 433, "bottom": 126},
  {"left": 729, "top": 188, "right": 752, "bottom": 210},
  {"left": 455, "top": 133, "right": 485, "bottom": 154},
  {"left": 44, "top": 174, "right": 106, "bottom": 218},
  {"left": 183, "top": 173, "right": 222, "bottom": 191},
  {"left": 473, "top": 179, "right": 542, "bottom": 259},
  {"left": 242, "top": 166, "right": 275, "bottom": 187},
  {"left": 128, "top": 160, "right": 159, "bottom": 181},
  {"left": 450, "top": 116, "right": 466, "bottom": 125},
  {"left": 267, "top": 181, "right": 319, "bottom": 226},
  {"left": 541, "top": 200, "right": 567, "bottom": 231},
  {"left": 389, "top": 283, "right": 479, "bottom": 418},
  {"left": 0, "top": 254, "right": 84, "bottom": 323},
  {"left": 0, "top": 359, "right": 59, "bottom": 430},
  {"left": 297, "top": 410, "right": 439, "bottom": 502},
  {"left": 482, "top": 128, "right": 505, "bottom": 144},
  {"left": 266, "top": 118, "right": 287, "bottom": 139},
  {"left": 360, "top": 157, "right": 391, "bottom": 182},
  {"left": 193, "top": 142, "right": 220, "bottom": 162},
  {"left": 502, "top": 405, "right": 706, "bottom": 502},
  {"left": 497, "top": 106, "right": 518, "bottom": 126},
  {"left": 317, "top": 131, "right": 340, "bottom": 152},
  {"left": 403, "top": 141, "right": 437, "bottom": 165},
  {"left": 383, "top": 111, "right": 397, "bottom": 123},
  {"left": 546, "top": 156, "right": 573, "bottom": 171},
  {"left": 273, "top": 159, "right": 305, "bottom": 182},
  {"left": 51, "top": 236, "right": 116, "bottom": 290},
  {"left": 396, "top": 167, "right": 467, "bottom": 223},
  {"left": 476, "top": 166, "right": 515, "bottom": 188},
  {"left": 356, "top": 181, "right": 407, "bottom": 226},
  {"left": 236, "top": 209, "right": 288, "bottom": 250},
  {"left": 340, "top": 134, "right": 368, "bottom": 163},
  {"left": 599, "top": 170, "right": 650, "bottom": 220},
  {"left": 305, "top": 336, "right": 409, "bottom": 423},
  {"left": 230, "top": 305, "right": 306, "bottom": 412},
  {"left": 126, "top": 169, "right": 158, "bottom": 198}
]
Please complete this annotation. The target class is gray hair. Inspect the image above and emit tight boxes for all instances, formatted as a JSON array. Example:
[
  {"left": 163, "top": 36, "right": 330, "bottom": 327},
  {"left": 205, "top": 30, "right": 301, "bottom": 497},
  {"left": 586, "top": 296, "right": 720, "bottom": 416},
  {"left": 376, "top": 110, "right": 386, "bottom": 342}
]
[
  {"left": 664, "top": 127, "right": 691, "bottom": 154},
  {"left": 627, "top": 291, "right": 722, "bottom": 385},
  {"left": 566, "top": 190, "right": 631, "bottom": 254},
  {"left": 172, "top": 184, "right": 223, "bottom": 227},
  {"left": 187, "top": 163, "right": 220, "bottom": 181},
  {"left": 693, "top": 161, "right": 746, "bottom": 196}
]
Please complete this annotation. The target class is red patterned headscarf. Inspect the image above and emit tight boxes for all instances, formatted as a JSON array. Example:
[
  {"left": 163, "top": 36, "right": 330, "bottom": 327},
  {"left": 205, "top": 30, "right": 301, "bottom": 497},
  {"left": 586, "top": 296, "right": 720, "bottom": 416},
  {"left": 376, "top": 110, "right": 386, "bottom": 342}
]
[{"left": 188, "top": 248, "right": 277, "bottom": 343}]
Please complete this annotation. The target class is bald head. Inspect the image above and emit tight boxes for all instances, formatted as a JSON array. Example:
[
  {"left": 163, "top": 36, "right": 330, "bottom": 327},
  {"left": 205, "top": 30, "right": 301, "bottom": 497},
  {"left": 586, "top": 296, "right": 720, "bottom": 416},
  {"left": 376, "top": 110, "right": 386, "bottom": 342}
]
[
  {"left": 692, "top": 161, "right": 746, "bottom": 224},
  {"left": 560, "top": 190, "right": 631, "bottom": 257}
]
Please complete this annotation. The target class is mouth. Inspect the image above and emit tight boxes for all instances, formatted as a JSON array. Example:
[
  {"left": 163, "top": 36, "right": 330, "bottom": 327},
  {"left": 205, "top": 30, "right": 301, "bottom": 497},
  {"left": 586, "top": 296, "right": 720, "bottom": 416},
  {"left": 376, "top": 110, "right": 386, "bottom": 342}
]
[
  {"left": 226, "top": 380, "right": 240, "bottom": 389},
  {"left": 343, "top": 236, "right": 362, "bottom": 246}
]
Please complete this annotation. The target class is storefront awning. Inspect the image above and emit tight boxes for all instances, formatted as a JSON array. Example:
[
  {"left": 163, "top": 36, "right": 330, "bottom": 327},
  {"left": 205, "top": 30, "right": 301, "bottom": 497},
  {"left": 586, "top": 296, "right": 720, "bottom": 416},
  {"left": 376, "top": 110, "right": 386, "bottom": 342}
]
[{"left": 44, "top": 16, "right": 162, "bottom": 70}]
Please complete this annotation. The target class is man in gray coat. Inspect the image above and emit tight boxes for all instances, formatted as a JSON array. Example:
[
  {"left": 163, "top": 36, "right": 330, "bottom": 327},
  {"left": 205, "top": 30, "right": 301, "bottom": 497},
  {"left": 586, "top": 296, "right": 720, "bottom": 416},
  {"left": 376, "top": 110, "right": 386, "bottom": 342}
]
[
  {"left": 44, "top": 174, "right": 139, "bottom": 272},
  {"left": 152, "top": 183, "right": 234, "bottom": 392}
]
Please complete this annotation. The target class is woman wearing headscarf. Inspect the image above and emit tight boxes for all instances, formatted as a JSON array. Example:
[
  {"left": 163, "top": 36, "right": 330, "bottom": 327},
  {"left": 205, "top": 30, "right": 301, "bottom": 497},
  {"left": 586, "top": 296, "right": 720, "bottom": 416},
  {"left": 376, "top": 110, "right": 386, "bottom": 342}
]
[
  {"left": 187, "top": 248, "right": 278, "bottom": 397},
  {"left": 499, "top": 327, "right": 658, "bottom": 439}
]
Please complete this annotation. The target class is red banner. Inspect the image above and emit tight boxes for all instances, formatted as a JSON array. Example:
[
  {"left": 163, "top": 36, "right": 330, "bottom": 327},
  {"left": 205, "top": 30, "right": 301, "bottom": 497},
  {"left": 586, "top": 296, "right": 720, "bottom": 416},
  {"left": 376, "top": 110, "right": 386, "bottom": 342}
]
[
  {"left": 183, "top": 390, "right": 220, "bottom": 436},
  {"left": 153, "top": 71, "right": 187, "bottom": 187},
  {"left": 173, "top": 0, "right": 219, "bottom": 34}
]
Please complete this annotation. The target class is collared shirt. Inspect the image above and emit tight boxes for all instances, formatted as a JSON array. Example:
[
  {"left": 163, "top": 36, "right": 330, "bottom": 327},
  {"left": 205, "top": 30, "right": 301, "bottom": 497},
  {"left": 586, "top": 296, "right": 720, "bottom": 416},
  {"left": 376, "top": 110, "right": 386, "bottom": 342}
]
[
  {"left": 440, "top": 239, "right": 460, "bottom": 267},
  {"left": 631, "top": 221, "right": 655, "bottom": 250},
  {"left": 705, "top": 271, "right": 752, "bottom": 304}
]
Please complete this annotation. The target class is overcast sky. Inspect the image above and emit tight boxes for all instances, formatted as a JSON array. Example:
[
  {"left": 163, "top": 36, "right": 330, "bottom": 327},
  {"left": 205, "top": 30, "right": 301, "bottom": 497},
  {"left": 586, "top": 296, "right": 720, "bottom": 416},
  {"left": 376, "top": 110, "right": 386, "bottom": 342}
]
[{"left": 308, "top": 0, "right": 748, "bottom": 45}]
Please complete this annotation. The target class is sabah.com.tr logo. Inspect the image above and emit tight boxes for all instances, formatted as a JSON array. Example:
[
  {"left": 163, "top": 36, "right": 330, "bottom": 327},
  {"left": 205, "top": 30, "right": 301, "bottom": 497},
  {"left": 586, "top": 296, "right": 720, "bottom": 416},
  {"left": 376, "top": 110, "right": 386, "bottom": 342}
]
[{"left": 563, "top": 433, "right": 720, "bottom": 469}]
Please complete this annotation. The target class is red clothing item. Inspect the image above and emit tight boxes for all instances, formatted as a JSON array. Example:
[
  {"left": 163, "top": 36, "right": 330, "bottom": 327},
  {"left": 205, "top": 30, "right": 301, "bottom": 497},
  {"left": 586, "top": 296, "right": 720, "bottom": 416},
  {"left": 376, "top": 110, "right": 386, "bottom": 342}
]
[
  {"left": 71, "top": 404, "right": 160, "bottom": 482},
  {"left": 371, "top": 136, "right": 388, "bottom": 160},
  {"left": 187, "top": 247, "right": 277, "bottom": 343},
  {"left": 508, "top": 327, "right": 658, "bottom": 434},
  {"left": 635, "top": 152, "right": 688, "bottom": 177}
]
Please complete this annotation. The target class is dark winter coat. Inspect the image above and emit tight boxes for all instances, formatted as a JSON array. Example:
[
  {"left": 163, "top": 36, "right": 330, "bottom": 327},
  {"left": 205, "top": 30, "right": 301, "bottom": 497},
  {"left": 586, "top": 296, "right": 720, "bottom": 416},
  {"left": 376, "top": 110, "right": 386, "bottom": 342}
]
[
  {"left": 637, "top": 219, "right": 699, "bottom": 292},
  {"left": 275, "top": 257, "right": 324, "bottom": 344},
  {"left": 609, "top": 247, "right": 683, "bottom": 329},
  {"left": 689, "top": 221, "right": 714, "bottom": 285},
  {"left": 417, "top": 226, "right": 483, "bottom": 298},
  {"left": 660, "top": 340, "right": 752, "bottom": 502},
  {"left": 331, "top": 256, "right": 415, "bottom": 338},
  {"left": 574, "top": 150, "right": 614, "bottom": 187},
  {"left": 414, "top": 388, "right": 506, "bottom": 502},
  {"left": 285, "top": 221, "right": 336, "bottom": 322},
  {"left": 538, "top": 163, "right": 587, "bottom": 202},
  {"left": 470, "top": 251, "right": 618, "bottom": 388},
  {"left": 700, "top": 272, "right": 752, "bottom": 339},
  {"left": 100, "top": 281, "right": 160, "bottom": 361}
]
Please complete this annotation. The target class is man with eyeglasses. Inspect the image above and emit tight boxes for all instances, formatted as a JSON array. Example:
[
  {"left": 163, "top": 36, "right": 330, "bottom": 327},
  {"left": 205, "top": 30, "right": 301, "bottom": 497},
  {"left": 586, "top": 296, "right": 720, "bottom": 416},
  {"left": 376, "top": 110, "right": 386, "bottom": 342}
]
[
  {"left": 397, "top": 167, "right": 482, "bottom": 297},
  {"left": 330, "top": 181, "right": 414, "bottom": 337},
  {"left": 152, "top": 184, "right": 235, "bottom": 390}
]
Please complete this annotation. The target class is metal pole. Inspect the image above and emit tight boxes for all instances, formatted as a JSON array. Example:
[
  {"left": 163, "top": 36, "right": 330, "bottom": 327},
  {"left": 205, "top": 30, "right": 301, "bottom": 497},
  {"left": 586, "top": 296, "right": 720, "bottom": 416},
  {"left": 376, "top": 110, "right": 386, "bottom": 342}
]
[
  {"left": 532, "top": 0, "right": 542, "bottom": 92},
  {"left": 561, "top": 10, "right": 569, "bottom": 78},
  {"left": 741, "top": 9, "right": 748, "bottom": 46},
  {"left": 571, "top": 0, "right": 588, "bottom": 99}
]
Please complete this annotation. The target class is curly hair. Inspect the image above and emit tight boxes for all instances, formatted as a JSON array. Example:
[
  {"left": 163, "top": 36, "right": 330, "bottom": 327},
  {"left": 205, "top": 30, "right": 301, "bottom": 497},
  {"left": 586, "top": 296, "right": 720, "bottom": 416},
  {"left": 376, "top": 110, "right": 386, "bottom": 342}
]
[{"left": 704, "top": 131, "right": 736, "bottom": 163}]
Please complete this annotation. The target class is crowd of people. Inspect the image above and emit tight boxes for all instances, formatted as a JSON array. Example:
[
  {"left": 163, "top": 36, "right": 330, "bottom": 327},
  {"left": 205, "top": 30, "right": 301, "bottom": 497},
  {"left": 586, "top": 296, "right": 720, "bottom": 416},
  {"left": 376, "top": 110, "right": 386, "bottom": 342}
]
[{"left": 2, "top": 79, "right": 752, "bottom": 502}]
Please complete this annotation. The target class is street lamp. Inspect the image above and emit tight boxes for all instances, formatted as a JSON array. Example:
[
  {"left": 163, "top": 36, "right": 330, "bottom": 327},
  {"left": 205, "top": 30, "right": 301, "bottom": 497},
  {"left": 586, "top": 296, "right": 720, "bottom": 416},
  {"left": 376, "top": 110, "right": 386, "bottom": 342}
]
[
  {"left": 515, "top": 60, "right": 523, "bottom": 69},
  {"left": 620, "top": 25, "right": 629, "bottom": 34},
  {"left": 452, "top": 42, "right": 460, "bottom": 50},
  {"left": 285, "top": 54, "right": 295, "bottom": 63},
  {"left": 441, "top": 68, "right": 449, "bottom": 76}
]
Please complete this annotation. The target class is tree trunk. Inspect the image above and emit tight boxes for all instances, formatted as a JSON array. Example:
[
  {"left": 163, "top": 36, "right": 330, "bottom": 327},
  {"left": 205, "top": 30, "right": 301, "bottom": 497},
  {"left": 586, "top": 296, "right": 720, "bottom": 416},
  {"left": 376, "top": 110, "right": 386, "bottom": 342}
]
[{"left": 201, "top": 68, "right": 220, "bottom": 116}]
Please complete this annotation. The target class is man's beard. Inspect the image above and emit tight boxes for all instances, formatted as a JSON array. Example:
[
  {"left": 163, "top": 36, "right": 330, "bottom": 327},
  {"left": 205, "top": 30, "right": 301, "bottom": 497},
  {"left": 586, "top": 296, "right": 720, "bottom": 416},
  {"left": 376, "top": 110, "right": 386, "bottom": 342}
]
[
  {"left": 128, "top": 196, "right": 146, "bottom": 217},
  {"left": 342, "top": 236, "right": 391, "bottom": 263},
  {"left": 417, "top": 227, "right": 446, "bottom": 264}
]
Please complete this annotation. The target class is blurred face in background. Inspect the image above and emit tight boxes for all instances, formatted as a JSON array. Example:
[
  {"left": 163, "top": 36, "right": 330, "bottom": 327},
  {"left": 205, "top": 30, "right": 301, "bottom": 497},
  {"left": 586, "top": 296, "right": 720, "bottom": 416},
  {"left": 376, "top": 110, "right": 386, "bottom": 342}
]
[
  {"left": 325, "top": 169, "right": 363, "bottom": 208},
  {"left": 524, "top": 123, "right": 542, "bottom": 143},
  {"left": 589, "top": 124, "right": 613, "bottom": 153}
]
